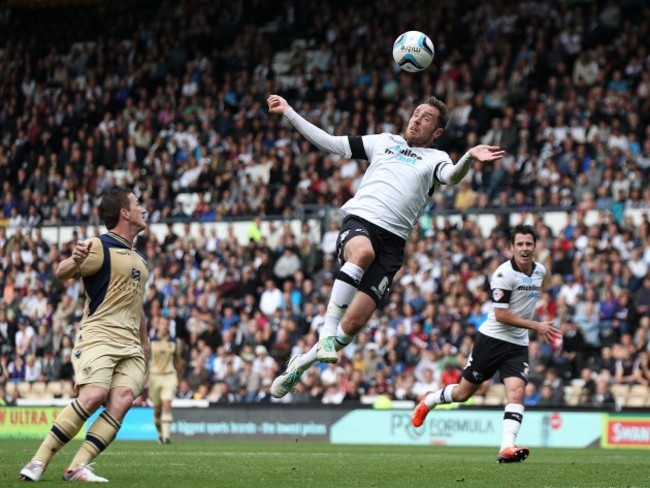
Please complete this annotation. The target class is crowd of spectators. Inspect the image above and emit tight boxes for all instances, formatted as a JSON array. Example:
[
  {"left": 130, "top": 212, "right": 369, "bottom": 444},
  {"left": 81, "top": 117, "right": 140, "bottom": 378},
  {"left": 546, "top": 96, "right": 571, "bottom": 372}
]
[{"left": 1, "top": 0, "right": 650, "bottom": 408}]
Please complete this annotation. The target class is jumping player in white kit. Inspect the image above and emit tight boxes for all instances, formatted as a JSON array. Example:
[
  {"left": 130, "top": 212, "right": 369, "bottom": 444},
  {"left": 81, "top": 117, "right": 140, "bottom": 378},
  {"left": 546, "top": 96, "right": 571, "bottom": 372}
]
[
  {"left": 412, "top": 224, "right": 560, "bottom": 463},
  {"left": 266, "top": 93, "right": 506, "bottom": 399}
]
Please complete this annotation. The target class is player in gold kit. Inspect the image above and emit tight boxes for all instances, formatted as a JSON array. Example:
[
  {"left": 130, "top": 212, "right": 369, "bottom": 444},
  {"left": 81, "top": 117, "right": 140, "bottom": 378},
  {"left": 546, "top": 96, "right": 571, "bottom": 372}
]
[
  {"left": 19, "top": 187, "right": 151, "bottom": 483},
  {"left": 149, "top": 316, "right": 183, "bottom": 444}
]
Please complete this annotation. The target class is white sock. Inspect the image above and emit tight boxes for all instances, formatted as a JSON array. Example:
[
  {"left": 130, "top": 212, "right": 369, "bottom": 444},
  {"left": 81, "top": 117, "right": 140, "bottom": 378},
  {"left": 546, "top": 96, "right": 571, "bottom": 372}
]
[
  {"left": 322, "top": 262, "right": 365, "bottom": 337},
  {"left": 424, "top": 384, "right": 458, "bottom": 409},
  {"left": 500, "top": 403, "right": 525, "bottom": 450},
  {"left": 333, "top": 323, "right": 355, "bottom": 351}
]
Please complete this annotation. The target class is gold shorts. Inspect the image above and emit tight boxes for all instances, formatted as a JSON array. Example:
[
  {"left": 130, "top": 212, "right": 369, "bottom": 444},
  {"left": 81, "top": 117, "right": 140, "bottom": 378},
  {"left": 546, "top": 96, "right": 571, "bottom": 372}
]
[
  {"left": 149, "top": 373, "right": 178, "bottom": 404},
  {"left": 72, "top": 339, "right": 146, "bottom": 397}
]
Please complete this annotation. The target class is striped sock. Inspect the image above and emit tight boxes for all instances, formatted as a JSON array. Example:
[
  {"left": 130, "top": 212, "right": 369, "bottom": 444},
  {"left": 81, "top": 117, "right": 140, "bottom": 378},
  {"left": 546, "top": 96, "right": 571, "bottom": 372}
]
[
  {"left": 334, "top": 323, "right": 355, "bottom": 351},
  {"left": 161, "top": 411, "right": 173, "bottom": 440},
  {"left": 69, "top": 410, "right": 121, "bottom": 469},
  {"left": 154, "top": 412, "right": 161, "bottom": 436},
  {"left": 424, "top": 384, "right": 458, "bottom": 409},
  {"left": 33, "top": 399, "right": 90, "bottom": 465},
  {"left": 501, "top": 403, "right": 525, "bottom": 450},
  {"left": 322, "top": 262, "right": 365, "bottom": 337}
]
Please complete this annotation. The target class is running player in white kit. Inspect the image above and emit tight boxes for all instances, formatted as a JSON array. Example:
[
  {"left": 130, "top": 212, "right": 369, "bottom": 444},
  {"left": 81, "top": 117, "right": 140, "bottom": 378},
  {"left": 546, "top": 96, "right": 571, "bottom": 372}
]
[
  {"left": 412, "top": 224, "right": 560, "bottom": 463},
  {"left": 266, "top": 93, "right": 505, "bottom": 399}
]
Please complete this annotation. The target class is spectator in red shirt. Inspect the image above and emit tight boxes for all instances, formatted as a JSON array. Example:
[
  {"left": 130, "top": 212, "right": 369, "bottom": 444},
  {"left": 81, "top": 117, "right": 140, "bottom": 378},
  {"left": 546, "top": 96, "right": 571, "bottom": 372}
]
[{"left": 440, "top": 359, "right": 462, "bottom": 387}]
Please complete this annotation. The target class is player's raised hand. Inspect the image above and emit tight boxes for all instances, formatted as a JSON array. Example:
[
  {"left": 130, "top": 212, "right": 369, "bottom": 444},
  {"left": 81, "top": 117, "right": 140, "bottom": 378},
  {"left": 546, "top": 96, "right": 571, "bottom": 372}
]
[
  {"left": 267, "top": 94, "right": 290, "bottom": 115},
  {"left": 469, "top": 144, "right": 506, "bottom": 162},
  {"left": 71, "top": 240, "right": 93, "bottom": 265}
]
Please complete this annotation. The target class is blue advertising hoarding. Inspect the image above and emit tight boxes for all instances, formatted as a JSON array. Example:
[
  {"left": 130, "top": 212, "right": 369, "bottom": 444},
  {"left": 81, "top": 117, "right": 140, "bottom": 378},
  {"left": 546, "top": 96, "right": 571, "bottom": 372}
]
[{"left": 330, "top": 409, "right": 603, "bottom": 448}]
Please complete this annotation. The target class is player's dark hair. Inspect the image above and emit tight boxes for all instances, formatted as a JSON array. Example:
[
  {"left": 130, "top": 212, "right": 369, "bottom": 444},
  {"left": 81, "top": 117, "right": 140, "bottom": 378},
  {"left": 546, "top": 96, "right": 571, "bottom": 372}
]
[
  {"left": 510, "top": 224, "right": 537, "bottom": 245},
  {"left": 424, "top": 96, "right": 450, "bottom": 129},
  {"left": 99, "top": 187, "right": 132, "bottom": 230}
]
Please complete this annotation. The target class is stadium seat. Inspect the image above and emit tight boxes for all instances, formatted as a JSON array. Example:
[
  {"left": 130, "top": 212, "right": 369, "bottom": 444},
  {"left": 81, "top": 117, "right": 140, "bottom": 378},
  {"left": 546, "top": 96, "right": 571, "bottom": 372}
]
[
  {"left": 207, "top": 383, "right": 221, "bottom": 402},
  {"left": 175, "top": 193, "right": 201, "bottom": 215},
  {"left": 484, "top": 394, "right": 505, "bottom": 406},
  {"left": 564, "top": 385, "right": 583, "bottom": 406},
  {"left": 108, "top": 169, "right": 129, "bottom": 184},
  {"left": 59, "top": 381, "right": 75, "bottom": 399},
  {"left": 628, "top": 385, "right": 648, "bottom": 397},
  {"left": 625, "top": 395, "right": 646, "bottom": 408},
  {"left": 22, "top": 391, "right": 47, "bottom": 400},
  {"left": 482, "top": 384, "right": 506, "bottom": 405},
  {"left": 610, "top": 384, "right": 630, "bottom": 405},
  {"left": 485, "top": 384, "right": 504, "bottom": 396},
  {"left": 6, "top": 382, "right": 18, "bottom": 397},
  {"left": 46, "top": 381, "right": 63, "bottom": 396},
  {"left": 624, "top": 385, "right": 649, "bottom": 407},
  {"left": 16, "top": 382, "right": 31, "bottom": 396},
  {"left": 472, "top": 395, "right": 485, "bottom": 405},
  {"left": 30, "top": 381, "right": 47, "bottom": 393}
]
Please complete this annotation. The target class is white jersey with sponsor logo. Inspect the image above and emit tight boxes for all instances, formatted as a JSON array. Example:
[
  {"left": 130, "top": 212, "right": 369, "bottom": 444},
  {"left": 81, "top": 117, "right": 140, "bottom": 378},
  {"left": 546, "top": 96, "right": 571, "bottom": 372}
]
[
  {"left": 341, "top": 133, "right": 452, "bottom": 240},
  {"left": 479, "top": 258, "right": 546, "bottom": 346}
]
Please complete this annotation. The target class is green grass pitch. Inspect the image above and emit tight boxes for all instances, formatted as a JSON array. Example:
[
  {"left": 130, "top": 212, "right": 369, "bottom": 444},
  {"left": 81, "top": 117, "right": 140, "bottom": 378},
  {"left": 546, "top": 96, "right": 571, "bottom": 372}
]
[{"left": 1, "top": 439, "right": 648, "bottom": 487}]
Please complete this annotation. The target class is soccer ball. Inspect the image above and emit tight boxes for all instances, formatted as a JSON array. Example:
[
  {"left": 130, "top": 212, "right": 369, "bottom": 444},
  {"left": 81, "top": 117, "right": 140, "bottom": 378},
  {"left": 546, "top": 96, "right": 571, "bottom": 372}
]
[{"left": 392, "top": 31, "right": 434, "bottom": 73}]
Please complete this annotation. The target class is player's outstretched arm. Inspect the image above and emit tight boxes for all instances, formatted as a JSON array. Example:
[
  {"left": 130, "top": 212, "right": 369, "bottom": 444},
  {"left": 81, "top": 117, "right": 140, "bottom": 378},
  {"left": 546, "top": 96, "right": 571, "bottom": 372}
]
[
  {"left": 267, "top": 94, "right": 351, "bottom": 158},
  {"left": 267, "top": 94, "right": 291, "bottom": 115},
  {"left": 439, "top": 144, "right": 506, "bottom": 185},
  {"left": 468, "top": 144, "right": 506, "bottom": 162},
  {"left": 55, "top": 240, "right": 93, "bottom": 280}
]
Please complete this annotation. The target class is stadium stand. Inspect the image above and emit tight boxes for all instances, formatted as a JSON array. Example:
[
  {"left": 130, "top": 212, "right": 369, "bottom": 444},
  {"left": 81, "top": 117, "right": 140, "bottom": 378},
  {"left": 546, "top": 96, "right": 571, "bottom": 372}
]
[{"left": 1, "top": 0, "right": 649, "bottom": 408}]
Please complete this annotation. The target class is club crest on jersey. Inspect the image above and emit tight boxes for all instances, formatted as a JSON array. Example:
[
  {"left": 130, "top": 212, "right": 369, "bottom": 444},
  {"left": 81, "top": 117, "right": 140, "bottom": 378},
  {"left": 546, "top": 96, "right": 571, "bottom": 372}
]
[
  {"left": 492, "top": 289, "right": 505, "bottom": 301},
  {"left": 132, "top": 268, "right": 141, "bottom": 281}
]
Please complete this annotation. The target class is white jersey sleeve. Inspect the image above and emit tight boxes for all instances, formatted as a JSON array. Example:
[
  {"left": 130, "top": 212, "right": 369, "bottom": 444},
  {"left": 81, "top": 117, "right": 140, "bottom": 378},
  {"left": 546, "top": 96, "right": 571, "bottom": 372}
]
[
  {"left": 283, "top": 108, "right": 352, "bottom": 157},
  {"left": 437, "top": 151, "right": 475, "bottom": 185}
]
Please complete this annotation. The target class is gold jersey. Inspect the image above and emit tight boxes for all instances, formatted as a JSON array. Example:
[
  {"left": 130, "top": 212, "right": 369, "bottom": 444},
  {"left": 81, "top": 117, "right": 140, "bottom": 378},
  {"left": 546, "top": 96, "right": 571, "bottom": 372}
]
[
  {"left": 150, "top": 335, "right": 181, "bottom": 375},
  {"left": 78, "top": 232, "right": 149, "bottom": 345}
]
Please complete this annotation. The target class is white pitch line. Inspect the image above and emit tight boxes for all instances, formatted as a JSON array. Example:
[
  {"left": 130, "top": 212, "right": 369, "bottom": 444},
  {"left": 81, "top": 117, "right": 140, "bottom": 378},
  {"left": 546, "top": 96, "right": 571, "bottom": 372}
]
[{"left": 104, "top": 451, "right": 422, "bottom": 458}]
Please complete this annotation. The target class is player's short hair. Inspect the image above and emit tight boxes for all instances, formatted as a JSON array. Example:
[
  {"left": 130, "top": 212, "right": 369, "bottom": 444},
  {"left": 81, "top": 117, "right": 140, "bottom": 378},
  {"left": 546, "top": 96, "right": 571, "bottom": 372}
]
[
  {"left": 424, "top": 96, "right": 450, "bottom": 129},
  {"left": 99, "top": 186, "right": 132, "bottom": 230},
  {"left": 510, "top": 224, "right": 537, "bottom": 245}
]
